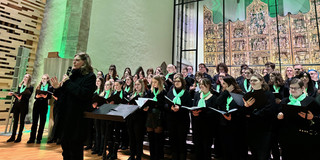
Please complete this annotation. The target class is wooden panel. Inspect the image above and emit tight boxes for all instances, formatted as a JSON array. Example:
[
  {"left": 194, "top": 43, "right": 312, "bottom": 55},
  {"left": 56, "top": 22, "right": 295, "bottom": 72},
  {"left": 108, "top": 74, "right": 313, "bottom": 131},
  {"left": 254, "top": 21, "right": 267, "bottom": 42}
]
[{"left": 0, "top": 0, "right": 46, "bottom": 123}]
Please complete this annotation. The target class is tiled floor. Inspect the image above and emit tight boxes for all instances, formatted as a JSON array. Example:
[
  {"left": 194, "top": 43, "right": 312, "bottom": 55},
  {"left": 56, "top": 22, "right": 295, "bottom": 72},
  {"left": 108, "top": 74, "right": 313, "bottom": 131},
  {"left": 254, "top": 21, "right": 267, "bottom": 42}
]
[{"left": 0, "top": 124, "right": 150, "bottom": 160}]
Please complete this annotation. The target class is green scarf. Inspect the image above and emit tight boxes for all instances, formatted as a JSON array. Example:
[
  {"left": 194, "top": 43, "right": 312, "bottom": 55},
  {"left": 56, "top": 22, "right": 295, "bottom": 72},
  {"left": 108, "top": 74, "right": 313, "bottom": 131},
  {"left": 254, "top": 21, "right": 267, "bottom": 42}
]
[
  {"left": 244, "top": 79, "right": 251, "bottom": 92},
  {"left": 134, "top": 92, "right": 142, "bottom": 97},
  {"left": 114, "top": 90, "right": 123, "bottom": 99},
  {"left": 315, "top": 82, "right": 319, "bottom": 89},
  {"left": 104, "top": 90, "right": 111, "bottom": 99},
  {"left": 216, "top": 84, "right": 221, "bottom": 93},
  {"left": 165, "top": 73, "right": 173, "bottom": 80},
  {"left": 153, "top": 88, "right": 159, "bottom": 102},
  {"left": 288, "top": 93, "right": 307, "bottom": 106},
  {"left": 226, "top": 96, "right": 233, "bottom": 111},
  {"left": 20, "top": 85, "right": 26, "bottom": 93},
  {"left": 172, "top": 88, "right": 185, "bottom": 105},
  {"left": 94, "top": 88, "right": 100, "bottom": 94},
  {"left": 41, "top": 83, "right": 48, "bottom": 91},
  {"left": 125, "top": 86, "right": 130, "bottom": 93},
  {"left": 273, "top": 85, "right": 280, "bottom": 93},
  {"left": 197, "top": 91, "right": 211, "bottom": 107}
]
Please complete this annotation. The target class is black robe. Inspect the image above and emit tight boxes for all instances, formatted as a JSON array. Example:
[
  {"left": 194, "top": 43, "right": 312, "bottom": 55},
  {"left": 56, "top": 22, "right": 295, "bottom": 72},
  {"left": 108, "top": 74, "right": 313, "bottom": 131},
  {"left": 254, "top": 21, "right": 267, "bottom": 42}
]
[
  {"left": 215, "top": 90, "right": 247, "bottom": 160},
  {"left": 192, "top": 91, "right": 217, "bottom": 160},
  {"left": 279, "top": 96, "right": 320, "bottom": 160},
  {"left": 54, "top": 69, "right": 96, "bottom": 142}
]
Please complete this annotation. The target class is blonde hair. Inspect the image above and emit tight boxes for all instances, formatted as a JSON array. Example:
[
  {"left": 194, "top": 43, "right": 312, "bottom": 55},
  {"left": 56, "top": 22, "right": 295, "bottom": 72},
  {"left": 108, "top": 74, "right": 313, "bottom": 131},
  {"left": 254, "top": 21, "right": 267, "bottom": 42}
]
[
  {"left": 19, "top": 74, "right": 32, "bottom": 88},
  {"left": 151, "top": 75, "right": 164, "bottom": 92}
]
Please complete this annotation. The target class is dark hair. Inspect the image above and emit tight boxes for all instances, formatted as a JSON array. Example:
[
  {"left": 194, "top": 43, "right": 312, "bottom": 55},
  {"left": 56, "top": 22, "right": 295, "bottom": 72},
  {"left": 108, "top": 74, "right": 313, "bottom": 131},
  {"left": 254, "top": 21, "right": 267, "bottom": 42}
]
[
  {"left": 106, "top": 66, "right": 117, "bottom": 80},
  {"left": 200, "top": 78, "right": 215, "bottom": 93},
  {"left": 75, "top": 52, "right": 93, "bottom": 75},
  {"left": 188, "top": 65, "right": 193, "bottom": 70},
  {"left": 135, "top": 66, "right": 145, "bottom": 78},
  {"left": 173, "top": 73, "right": 186, "bottom": 90},
  {"left": 290, "top": 78, "right": 304, "bottom": 88},
  {"left": 182, "top": 67, "right": 188, "bottom": 72},
  {"left": 251, "top": 73, "right": 269, "bottom": 91},
  {"left": 240, "top": 64, "right": 248, "bottom": 74},
  {"left": 297, "top": 71, "right": 315, "bottom": 94},
  {"left": 96, "top": 77, "right": 105, "bottom": 94},
  {"left": 115, "top": 79, "right": 124, "bottom": 86},
  {"left": 265, "top": 62, "right": 275, "bottom": 70},
  {"left": 222, "top": 75, "right": 242, "bottom": 94},
  {"left": 97, "top": 71, "right": 104, "bottom": 78},
  {"left": 121, "top": 67, "right": 131, "bottom": 80},
  {"left": 269, "top": 71, "right": 284, "bottom": 86},
  {"left": 146, "top": 68, "right": 154, "bottom": 75},
  {"left": 216, "top": 63, "right": 228, "bottom": 73},
  {"left": 241, "top": 64, "right": 248, "bottom": 70},
  {"left": 124, "top": 75, "right": 134, "bottom": 93},
  {"left": 199, "top": 63, "right": 206, "bottom": 68}
]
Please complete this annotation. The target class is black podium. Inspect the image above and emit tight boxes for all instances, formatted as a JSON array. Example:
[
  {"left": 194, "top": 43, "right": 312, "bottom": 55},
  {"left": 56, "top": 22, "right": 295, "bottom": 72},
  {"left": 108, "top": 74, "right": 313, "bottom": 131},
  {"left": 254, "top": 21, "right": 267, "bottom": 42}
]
[{"left": 84, "top": 104, "right": 139, "bottom": 122}]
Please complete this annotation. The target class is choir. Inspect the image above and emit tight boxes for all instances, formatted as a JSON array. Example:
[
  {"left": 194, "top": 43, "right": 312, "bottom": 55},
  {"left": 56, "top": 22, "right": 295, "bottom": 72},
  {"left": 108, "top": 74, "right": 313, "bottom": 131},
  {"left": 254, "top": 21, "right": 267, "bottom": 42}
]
[{"left": 6, "top": 58, "right": 320, "bottom": 160}]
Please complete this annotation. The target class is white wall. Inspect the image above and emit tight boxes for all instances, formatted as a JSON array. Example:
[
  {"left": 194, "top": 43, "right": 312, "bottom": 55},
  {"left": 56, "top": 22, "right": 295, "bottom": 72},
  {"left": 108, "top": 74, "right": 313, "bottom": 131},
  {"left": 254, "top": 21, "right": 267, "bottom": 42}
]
[{"left": 87, "top": 0, "right": 173, "bottom": 75}]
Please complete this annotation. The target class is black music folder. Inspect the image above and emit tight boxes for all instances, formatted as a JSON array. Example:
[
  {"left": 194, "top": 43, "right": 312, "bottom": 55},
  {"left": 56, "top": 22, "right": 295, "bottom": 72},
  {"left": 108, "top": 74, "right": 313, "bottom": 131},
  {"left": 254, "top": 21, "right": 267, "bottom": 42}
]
[
  {"left": 282, "top": 104, "right": 308, "bottom": 119},
  {"left": 36, "top": 90, "right": 53, "bottom": 95},
  {"left": 135, "top": 98, "right": 157, "bottom": 109},
  {"left": 209, "top": 107, "right": 238, "bottom": 115},
  {"left": 84, "top": 104, "right": 139, "bottom": 122}
]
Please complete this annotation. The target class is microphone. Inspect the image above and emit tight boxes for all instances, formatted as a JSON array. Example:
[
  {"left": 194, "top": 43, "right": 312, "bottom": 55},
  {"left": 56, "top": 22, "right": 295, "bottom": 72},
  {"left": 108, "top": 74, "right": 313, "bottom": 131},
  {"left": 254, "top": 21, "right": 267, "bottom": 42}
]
[{"left": 66, "top": 66, "right": 72, "bottom": 76}]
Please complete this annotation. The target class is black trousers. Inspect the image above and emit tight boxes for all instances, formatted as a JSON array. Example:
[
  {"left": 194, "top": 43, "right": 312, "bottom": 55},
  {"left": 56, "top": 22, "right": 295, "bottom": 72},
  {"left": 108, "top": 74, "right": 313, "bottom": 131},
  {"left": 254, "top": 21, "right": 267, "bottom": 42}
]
[
  {"left": 61, "top": 139, "right": 84, "bottom": 160},
  {"left": 12, "top": 106, "right": 27, "bottom": 138},
  {"left": 49, "top": 104, "right": 62, "bottom": 141},
  {"left": 127, "top": 117, "right": 146, "bottom": 158},
  {"left": 94, "top": 119, "right": 106, "bottom": 153},
  {"left": 30, "top": 101, "right": 48, "bottom": 141},
  {"left": 167, "top": 121, "right": 189, "bottom": 160},
  {"left": 247, "top": 131, "right": 272, "bottom": 160},
  {"left": 192, "top": 118, "right": 214, "bottom": 160}
]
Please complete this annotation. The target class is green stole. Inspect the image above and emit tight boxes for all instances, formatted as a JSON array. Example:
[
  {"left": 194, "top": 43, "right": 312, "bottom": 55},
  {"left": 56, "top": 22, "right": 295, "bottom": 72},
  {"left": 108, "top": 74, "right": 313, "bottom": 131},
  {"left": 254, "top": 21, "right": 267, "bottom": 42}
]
[
  {"left": 197, "top": 91, "right": 211, "bottom": 107},
  {"left": 114, "top": 90, "right": 123, "bottom": 99},
  {"left": 288, "top": 93, "right": 307, "bottom": 106},
  {"left": 104, "top": 90, "right": 111, "bottom": 99},
  {"left": 226, "top": 96, "right": 233, "bottom": 111},
  {"left": 20, "top": 85, "right": 26, "bottom": 93},
  {"left": 244, "top": 79, "right": 251, "bottom": 92},
  {"left": 165, "top": 73, "right": 173, "bottom": 80},
  {"left": 153, "top": 88, "right": 159, "bottom": 102},
  {"left": 172, "top": 88, "right": 185, "bottom": 105},
  {"left": 41, "top": 83, "right": 48, "bottom": 91},
  {"left": 125, "top": 86, "right": 130, "bottom": 92},
  {"left": 273, "top": 85, "right": 280, "bottom": 93}
]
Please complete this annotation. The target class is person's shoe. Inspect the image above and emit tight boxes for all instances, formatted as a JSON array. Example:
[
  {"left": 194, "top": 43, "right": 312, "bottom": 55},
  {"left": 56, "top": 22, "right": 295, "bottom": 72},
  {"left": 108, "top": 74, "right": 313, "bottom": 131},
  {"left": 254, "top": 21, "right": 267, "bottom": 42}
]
[
  {"left": 36, "top": 140, "right": 41, "bottom": 144},
  {"left": 27, "top": 139, "right": 35, "bottom": 144},
  {"left": 14, "top": 137, "right": 21, "bottom": 143},
  {"left": 121, "top": 145, "right": 128, "bottom": 150},
  {"left": 47, "top": 139, "right": 56, "bottom": 144},
  {"left": 91, "top": 150, "right": 98, "bottom": 154},
  {"left": 7, "top": 136, "right": 15, "bottom": 142}
]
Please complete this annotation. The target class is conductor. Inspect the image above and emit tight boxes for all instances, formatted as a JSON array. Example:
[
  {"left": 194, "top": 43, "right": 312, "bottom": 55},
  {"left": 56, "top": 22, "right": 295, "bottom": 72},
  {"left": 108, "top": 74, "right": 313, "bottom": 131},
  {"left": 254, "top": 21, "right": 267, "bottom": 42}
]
[{"left": 50, "top": 52, "right": 96, "bottom": 160}]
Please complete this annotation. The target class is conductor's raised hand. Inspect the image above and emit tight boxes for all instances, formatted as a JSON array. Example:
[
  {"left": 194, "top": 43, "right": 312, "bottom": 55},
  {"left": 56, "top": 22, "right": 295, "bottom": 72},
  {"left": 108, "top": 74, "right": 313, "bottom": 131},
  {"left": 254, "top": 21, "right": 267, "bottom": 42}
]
[{"left": 50, "top": 77, "right": 60, "bottom": 89}]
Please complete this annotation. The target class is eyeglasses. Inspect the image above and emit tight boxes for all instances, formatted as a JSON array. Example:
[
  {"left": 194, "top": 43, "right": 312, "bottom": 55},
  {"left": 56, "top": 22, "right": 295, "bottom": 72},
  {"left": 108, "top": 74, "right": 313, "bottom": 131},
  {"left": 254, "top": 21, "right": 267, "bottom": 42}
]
[
  {"left": 290, "top": 87, "right": 301, "bottom": 90},
  {"left": 250, "top": 79, "right": 259, "bottom": 82}
]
